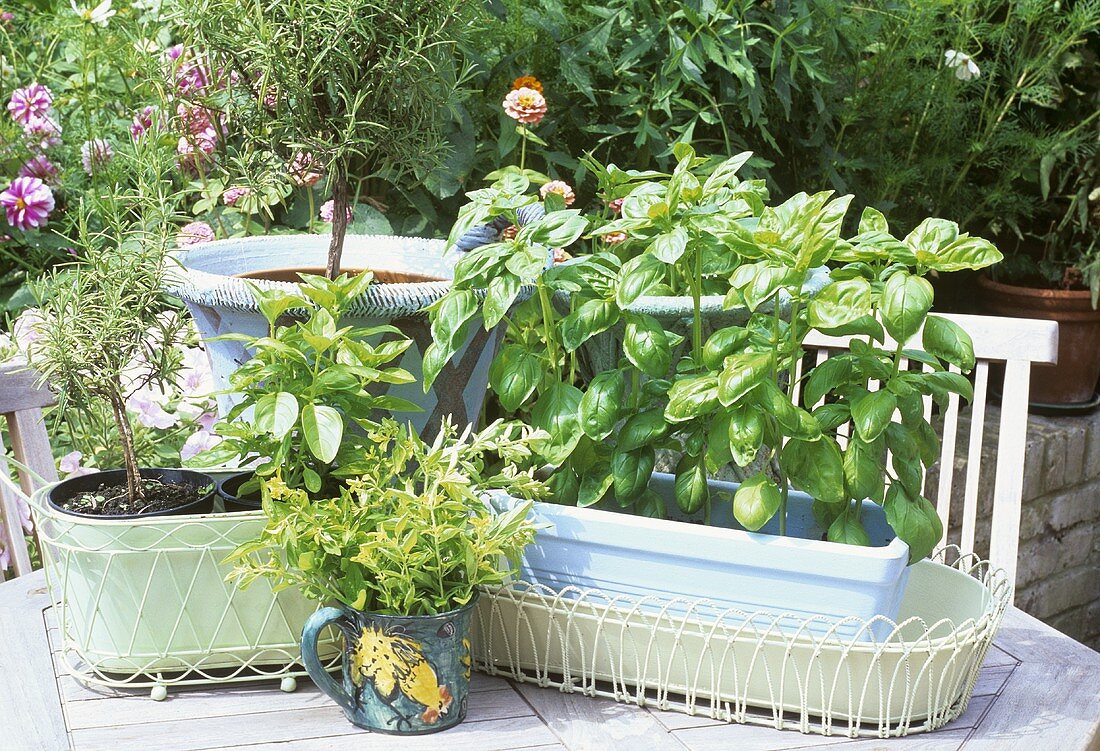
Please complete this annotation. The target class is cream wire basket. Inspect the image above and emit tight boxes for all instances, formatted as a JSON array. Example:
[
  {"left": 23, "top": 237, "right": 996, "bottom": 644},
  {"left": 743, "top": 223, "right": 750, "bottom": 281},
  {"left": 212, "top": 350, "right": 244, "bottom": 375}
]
[
  {"left": 30, "top": 482, "right": 338, "bottom": 696},
  {"left": 472, "top": 547, "right": 1011, "bottom": 738}
]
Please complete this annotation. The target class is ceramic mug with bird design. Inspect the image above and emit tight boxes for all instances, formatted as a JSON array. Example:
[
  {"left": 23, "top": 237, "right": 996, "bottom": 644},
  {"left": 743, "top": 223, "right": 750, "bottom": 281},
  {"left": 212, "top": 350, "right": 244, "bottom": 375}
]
[{"left": 301, "top": 597, "right": 477, "bottom": 734}]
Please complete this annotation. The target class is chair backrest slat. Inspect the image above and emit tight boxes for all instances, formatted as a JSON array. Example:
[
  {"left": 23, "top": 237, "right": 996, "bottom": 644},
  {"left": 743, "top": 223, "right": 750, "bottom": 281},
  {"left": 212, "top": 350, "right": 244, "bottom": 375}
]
[
  {"left": 802, "top": 314, "right": 1058, "bottom": 599},
  {"left": 1, "top": 365, "right": 57, "bottom": 579}
]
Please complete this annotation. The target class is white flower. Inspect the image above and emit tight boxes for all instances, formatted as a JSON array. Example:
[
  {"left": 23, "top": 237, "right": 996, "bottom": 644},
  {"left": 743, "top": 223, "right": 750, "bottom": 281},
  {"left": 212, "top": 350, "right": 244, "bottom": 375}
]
[
  {"left": 180, "top": 429, "right": 221, "bottom": 462},
  {"left": 127, "top": 388, "right": 179, "bottom": 429},
  {"left": 944, "top": 50, "right": 980, "bottom": 81},
  {"left": 59, "top": 451, "right": 96, "bottom": 479},
  {"left": 71, "top": 0, "right": 116, "bottom": 26},
  {"left": 177, "top": 345, "right": 214, "bottom": 398}
]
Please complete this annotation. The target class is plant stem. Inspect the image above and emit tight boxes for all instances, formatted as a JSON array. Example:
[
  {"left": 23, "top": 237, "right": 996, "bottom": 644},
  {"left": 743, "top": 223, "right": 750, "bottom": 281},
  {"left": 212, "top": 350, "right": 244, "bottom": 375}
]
[
  {"left": 536, "top": 278, "right": 561, "bottom": 379},
  {"left": 519, "top": 131, "right": 527, "bottom": 172},
  {"left": 326, "top": 167, "right": 350, "bottom": 279},
  {"left": 691, "top": 244, "right": 703, "bottom": 368},
  {"left": 108, "top": 390, "right": 144, "bottom": 504}
]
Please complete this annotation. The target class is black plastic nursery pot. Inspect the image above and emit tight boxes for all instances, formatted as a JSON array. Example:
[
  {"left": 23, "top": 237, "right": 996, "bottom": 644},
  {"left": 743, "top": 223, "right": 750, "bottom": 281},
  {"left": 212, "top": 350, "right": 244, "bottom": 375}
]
[
  {"left": 47, "top": 468, "right": 216, "bottom": 520},
  {"left": 217, "top": 471, "right": 262, "bottom": 513}
]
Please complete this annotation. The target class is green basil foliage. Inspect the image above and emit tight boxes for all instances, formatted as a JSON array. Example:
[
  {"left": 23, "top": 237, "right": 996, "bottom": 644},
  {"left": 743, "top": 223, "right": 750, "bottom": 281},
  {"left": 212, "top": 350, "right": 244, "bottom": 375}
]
[
  {"left": 226, "top": 418, "right": 547, "bottom": 615},
  {"left": 190, "top": 272, "right": 422, "bottom": 496},
  {"left": 431, "top": 144, "right": 1002, "bottom": 563}
]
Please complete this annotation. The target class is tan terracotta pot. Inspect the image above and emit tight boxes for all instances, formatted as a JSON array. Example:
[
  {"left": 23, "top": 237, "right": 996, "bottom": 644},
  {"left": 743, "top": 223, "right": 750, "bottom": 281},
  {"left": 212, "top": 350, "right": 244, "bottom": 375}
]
[{"left": 978, "top": 275, "right": 1100, "bottom": 404}]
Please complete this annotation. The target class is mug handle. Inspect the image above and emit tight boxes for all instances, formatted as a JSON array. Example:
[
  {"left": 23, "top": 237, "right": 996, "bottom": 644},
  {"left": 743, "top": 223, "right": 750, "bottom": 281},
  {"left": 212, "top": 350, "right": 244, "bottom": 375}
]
[{"left": 301, "top": 605, "right": 355, "bottom": 712}]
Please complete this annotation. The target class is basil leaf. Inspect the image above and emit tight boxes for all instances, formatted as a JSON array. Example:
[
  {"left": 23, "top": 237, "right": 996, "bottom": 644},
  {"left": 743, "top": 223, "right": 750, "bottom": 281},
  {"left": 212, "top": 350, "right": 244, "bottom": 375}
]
[
  {"left": 880, "top": 271, "right": 933, "bottom": 343},
  {"left": 579, "top": 370, "right": 625, "bottom": 440},
  {"left": 623, "top": 313, "right": 672, "bottom": 378},
  {"left": 922, "top": 315, "right": 975, "bottom": 371},
  {"left": 781, "top": 436, "right": 846, "bottom": 504},
  {"left": 301, "top": 403, "right": 343, "bottom": 464},
  {"left": 561, "top": 299, "right": 619, "bottom": 351},
  {"left": 733, "top": 472, "right": 781, "bottom": 531}
]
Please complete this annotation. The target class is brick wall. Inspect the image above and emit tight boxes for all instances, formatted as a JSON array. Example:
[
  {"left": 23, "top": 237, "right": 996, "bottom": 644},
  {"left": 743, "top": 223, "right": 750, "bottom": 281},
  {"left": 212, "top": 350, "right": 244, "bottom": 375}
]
[{"left": 932, "top": 407, "right": 1100, "bottom": 651}]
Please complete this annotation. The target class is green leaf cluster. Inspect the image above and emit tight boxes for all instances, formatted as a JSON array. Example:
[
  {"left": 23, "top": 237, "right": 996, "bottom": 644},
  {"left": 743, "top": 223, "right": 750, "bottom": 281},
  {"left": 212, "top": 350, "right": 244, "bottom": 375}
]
[
  {"left": 190, "top": 272, "right": 419, "bottom": 496},
  {"left": 225, "top": 418, "right": 547, "bottom": 616}
]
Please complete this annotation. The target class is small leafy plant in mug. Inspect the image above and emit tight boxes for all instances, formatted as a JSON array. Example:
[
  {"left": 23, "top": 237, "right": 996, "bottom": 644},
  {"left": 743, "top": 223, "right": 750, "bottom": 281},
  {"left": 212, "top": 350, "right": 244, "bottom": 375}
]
[{"left": 226, "top": 418, "right": 547, "bottom": 615}]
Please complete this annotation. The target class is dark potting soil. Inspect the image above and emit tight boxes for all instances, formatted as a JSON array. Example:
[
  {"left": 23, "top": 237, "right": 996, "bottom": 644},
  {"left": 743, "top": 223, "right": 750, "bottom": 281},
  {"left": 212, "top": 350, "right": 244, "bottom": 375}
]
[{"left": 62, "top": 478, "right": 205, "bottom": 517}]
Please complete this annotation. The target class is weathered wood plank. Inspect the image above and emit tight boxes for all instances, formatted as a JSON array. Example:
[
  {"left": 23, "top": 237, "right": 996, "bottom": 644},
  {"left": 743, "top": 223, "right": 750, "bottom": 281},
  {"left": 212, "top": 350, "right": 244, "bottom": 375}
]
[
  {"left": 956, "top": 607, "right": 1100, "bottom": 751},
  {"left": 8, "top": 406, "right": 59, "bottom": 493},
  {"left": 64, "top": 679, "right": 517, "bottom": 730},
  {"left": 0, "top": 572, "right": 70, "bottom": 751},
  {"left": 0, "top": 365, "right": 55, "bottom": 414},
  {"left": 71, "top": 712, "right": 554, "bottom": 751},
  {"left": 0, "top": 446, "right": 33, "bottom": 577},
  {"left": 514, "top": 682, "right": 690, "bottom": 751}
]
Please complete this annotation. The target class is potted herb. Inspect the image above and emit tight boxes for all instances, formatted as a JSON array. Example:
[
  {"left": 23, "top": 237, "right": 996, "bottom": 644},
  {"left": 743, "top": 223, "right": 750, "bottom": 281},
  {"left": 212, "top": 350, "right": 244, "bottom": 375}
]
[
  {"left": 190, "top": 271, "right": 421, "bottom": 510},
  {"left": 475, "top": 147, "right": 1002, "bottom": 632},
  {"left": 29, "top": 200, "right": 215, "bottom": 518},
  {"left": 166, "top": 0, "right": 499, "bottom": 434},
  {"left": 227, "top": 418, "right": 545, "bottom": 733},
  {"left": 979, "top": 135, "right": 1099, "bottom": 410}
]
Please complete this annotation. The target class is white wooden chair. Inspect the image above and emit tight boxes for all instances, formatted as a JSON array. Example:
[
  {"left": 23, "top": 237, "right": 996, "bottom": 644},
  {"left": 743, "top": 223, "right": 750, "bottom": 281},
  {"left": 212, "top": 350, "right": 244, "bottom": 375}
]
[
  {"left": 0, "top": 365, "right": 58, "bottom": 580},
  {"left": 800, "top": 313, "right": 1059, "bottom": 598}
]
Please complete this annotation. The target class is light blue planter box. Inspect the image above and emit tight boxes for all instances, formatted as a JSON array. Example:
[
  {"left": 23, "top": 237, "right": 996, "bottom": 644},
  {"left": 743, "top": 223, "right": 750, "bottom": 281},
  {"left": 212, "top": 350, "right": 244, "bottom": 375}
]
[{"left": 492, "top": 472, "right": 910, "bottom": 641}]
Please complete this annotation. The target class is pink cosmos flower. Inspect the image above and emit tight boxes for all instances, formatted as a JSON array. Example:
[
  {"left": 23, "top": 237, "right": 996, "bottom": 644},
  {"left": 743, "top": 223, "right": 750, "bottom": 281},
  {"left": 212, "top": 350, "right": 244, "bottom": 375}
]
[
  {"left": 19, "top": 154, "right": 59, "bottom": 185},
  {"left": 81, "top": 138, "right": 113, "bottom": 175},
  {"left": 0, "top": 177, "right": 54, "bottom": 230},
  {"left": 180, "top": 429, "right": 222, "bottom": 462},
  {"left": 222, "top": 186, "right": 252, "bottom": 207},
  {"left": 540, "top": 180, "right": 576, "bottom": 206},
  {"left": 130, "top": 105, "right": 156, "bottom": 140},
  {"left": 319, "top": 199, "right": 353, "bottom": 223},
  {"left": 59, "top": 451, "right": 96, "bottom": 479},
  {"left": 7, "top": 83, "right": 53, "bottom": 126},
  {"left": 503, "top": 87, "right": 547, "bottom": 125},
  {"left": 288, "top": 152, "right": 322, "bottom": 187},
  {"left": 177, "top": 221, "right": 215, "bottom": 247}
]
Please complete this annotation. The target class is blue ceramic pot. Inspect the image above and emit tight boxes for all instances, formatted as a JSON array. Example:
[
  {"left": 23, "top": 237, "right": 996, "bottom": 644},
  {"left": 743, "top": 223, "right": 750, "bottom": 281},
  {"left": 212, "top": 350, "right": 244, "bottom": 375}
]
[{"left": 301, "top": 597, "right": 477, "bottom": 734}]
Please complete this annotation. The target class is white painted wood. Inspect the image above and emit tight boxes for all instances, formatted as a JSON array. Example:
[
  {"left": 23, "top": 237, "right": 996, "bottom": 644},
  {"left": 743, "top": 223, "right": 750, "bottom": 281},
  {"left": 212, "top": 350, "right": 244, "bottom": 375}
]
[
  {"left": 935, "top": 366, "right": 962, "bottom": 534},
  {"left": 803, "top": 314, "right": 1051, "bottom": 601},
  {"left": 960, "top": 362, "right": 990, "bottom": 557},
  {"left": 803, "top": 314, "right": 1058, "bottom": 364},
  {"left": 988, "top": 359, "right": 1031, "bottom": 592},
  {"left": 0, "top": 445, "right": 33, "bottom": 578}
]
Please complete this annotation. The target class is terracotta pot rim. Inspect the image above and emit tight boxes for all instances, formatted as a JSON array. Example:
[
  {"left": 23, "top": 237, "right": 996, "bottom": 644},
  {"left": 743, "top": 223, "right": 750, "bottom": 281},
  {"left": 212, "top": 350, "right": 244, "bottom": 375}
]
[{"left": 977, "top": 274, "right": 1096, "bottom": 301}]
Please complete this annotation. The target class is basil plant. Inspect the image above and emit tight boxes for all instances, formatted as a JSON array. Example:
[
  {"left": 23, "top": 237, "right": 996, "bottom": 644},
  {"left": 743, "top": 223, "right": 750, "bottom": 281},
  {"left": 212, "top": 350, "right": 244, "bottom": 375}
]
[{"left": 428, "top": 145, "right": 1003, "bottom": 562}]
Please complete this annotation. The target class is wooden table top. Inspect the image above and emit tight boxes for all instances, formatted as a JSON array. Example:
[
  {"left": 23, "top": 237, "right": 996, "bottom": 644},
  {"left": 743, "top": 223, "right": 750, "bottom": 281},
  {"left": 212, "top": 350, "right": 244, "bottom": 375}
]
[{"left": 3, "top": 570, "right": 1098, "bottom": 751}]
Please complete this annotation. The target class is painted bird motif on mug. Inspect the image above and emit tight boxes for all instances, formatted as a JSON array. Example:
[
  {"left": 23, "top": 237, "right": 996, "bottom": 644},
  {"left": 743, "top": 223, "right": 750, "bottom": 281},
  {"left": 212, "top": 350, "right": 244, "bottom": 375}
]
[{"left": 351, "top": 625, "right": 453, "bottom": 728}]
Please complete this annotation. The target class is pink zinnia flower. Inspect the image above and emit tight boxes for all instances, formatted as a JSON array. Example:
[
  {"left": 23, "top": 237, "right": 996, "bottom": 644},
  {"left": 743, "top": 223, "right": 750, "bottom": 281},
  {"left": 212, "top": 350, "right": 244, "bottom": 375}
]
[
  {"left": 1, "top": 11, "right": 14, "bottom": 25},
  {"left": 552, "top": 248, "right": 572, "bottom": 264},
  {"left": 288, "top": 152, "right": 322, "bottom": 187},
  {"left": 605, "top": 232, "right": 627, "bottom": 245},
  {"left": 319, "top": 200, "right": 353, "bottom": 224},
  {"left": 607, "top": 198, "right": 623, "bottom": 215},
  {"left": 540, "top": 180, "right": 575, "bottom": 206},
  {"left": 7, "top": 83, "right": 53, "bottom": 126},
  {"left": 19, "top": 154, "right": 58, "bottom": 185},
  {"left": 0, "top": 177, "right": 54, "bottom": 230},
  {"left": 81, "top": 139, "right": 113, "bottom": 175},
  {"left": 23, "top": 115, "right": 62, "bottom": 150},
  {"left": 222, "top": 186, "right": 252, "bottom": 207},
  {"left": 130, "top": 105, "right": 156, "bottom": 140},
  {"left": 177, "top": 221, "right": 215, "bottom": 247},
  {"left": 176, "top": 101, "right": 220, "bottom": 136},
  {"left": 503, "top": 87, "right": 547, "bottom": 125},
  {"left": 177, "top": 130, "right": 217, "bottom": 173}
]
